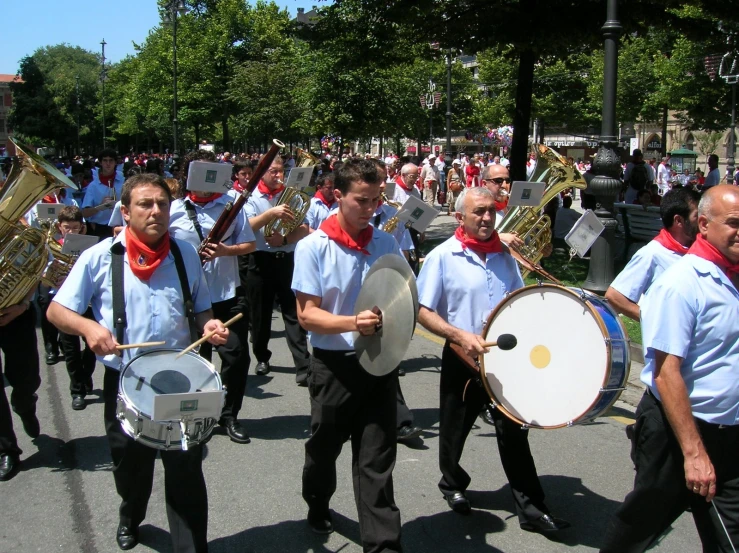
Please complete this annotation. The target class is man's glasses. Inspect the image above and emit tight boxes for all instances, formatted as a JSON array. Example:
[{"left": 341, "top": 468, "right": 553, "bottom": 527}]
[{"left": 483, "top": 177, "right": 511, "bottom": 185}]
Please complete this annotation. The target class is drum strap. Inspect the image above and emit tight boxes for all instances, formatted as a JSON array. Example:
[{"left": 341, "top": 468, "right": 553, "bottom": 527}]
[
  {"left": 110, "top": 238, "right": 200, "bottom": 345},
  {"left": 184, "top": 201, "right": 206, "bottom": 242}
]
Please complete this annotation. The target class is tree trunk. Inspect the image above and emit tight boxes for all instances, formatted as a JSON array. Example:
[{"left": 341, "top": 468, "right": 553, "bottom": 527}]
[
  {"left": 510, "top": 49, "right": 536, "bottom": 182},
  {"left": 661, "top": 105, "right": 668, "bottom": 157},
  {"left": 397, "top": 136, "right": 401, "bottom": 156},
  {"left": 222, "top": 111, "right": 231, "bottom": 152},
  {"left": 194, "top": 123, "right": 201, "bottom": 147}
]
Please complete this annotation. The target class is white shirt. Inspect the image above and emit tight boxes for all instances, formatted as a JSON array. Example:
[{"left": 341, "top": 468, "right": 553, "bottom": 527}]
[
  {"left": 291, "top": 224, "right": 404, "bottom": 350},
  {"left": 421, "top": 164, "right": 440, "bottom": 184},
  {"left": 370, "top": 204, "right": 414, "bottom": 251},
  {"left": 305, "top": 196, "right": 337, "bottom": 230},
  {"left": 245, "top": 188, "right": 306, "bottom": 252},
  {"left": 553, "top": 207, "right": 582, "bottom": 239},
  {"left": 392, "top": 182, "right": 422, "bottom": 205},
  {"left": 169, "top": 192, "right": 255, "bottom": 302},
  {"left": 657, "top": 163, "right": 671, "bottom": 185},
  {"left": 640, "top": 254, "right": 739, "bottom": 425},
  {"left": 81, "top": 172, "right": 125, "bottom": 225},
  {"left": 610, "top": 239, "right": 684, "bottom": 303},
  {"left": 417, "top": 236, "right": 524, "bottom": 335},
  {"left": 52, "top": 231, "right": 211, "bottom": 370}
]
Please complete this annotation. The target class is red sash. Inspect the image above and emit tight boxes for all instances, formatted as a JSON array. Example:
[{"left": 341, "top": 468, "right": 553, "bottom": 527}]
[
  {"left": 125, "top": 227, "right": 170, "bottom": 281},
  {"left": 320, "top": 214, "right": 373, "bottom": 255},
  {"left": 687, "top": 234, "right": 739, "bottom": 277},
  {"left": 653, "top": 229, "right": 687, "bottom": 255},
  {"left": 454, "top": 226, "right": 503, "bottom": 255},
  {"left": 257, "top": 180, "right": 284, "bottom": 200}
]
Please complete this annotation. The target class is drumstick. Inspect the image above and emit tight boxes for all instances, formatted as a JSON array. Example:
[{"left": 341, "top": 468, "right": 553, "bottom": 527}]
[
  {"left": 481, "top": 334, "right": 518, "bottom": 350},
  {"left": 116, "top": 341, "right": 166, "bottom": 350},
  {"left": 175, "top": 313, "right": 243, "bottom": 359}
]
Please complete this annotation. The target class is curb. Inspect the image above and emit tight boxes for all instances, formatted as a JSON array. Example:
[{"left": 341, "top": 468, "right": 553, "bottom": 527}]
[{"left": 630, "top": 343, "right": 644, "bottom": 364}]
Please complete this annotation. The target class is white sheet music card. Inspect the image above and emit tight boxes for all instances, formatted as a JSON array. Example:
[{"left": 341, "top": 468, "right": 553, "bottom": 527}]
[
  {"left": 393, "top": 195, "right": 437, "bottom": 233},
  {"left": 285, "top": 167, "right": 314, "bottom": 190},
  {"left": 36, "top": 203, "right": 64, "bottom": 221},
  {"left": 152, "top": 390, "right": 226, "bottom": 422},
  {"left": 508, "top": 181, "right": 546, "bottom": 207},
  {"left": 186, "top": 161, "right": 233, "bottom": 193},
  {"left": 384, "top": 179, "right": 397, "bottom": 199},
  {"left": 565, "top": 210, "right": 604, "bottom": 258},
  {"left": 61, "top": 234, "right": 99, "bottom": 257}
]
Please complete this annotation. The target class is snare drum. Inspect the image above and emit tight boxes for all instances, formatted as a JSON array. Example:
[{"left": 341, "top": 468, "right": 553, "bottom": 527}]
[
  {"left": 116, "top": 349, "right": 222, "bottom": 450},
  {"left": 480, "top": 284, "right": 630, "bottom": 429}
]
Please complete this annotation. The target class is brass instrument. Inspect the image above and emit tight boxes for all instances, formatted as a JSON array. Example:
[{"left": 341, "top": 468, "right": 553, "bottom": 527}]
[
  {"left": 40, "top": 223, "right": 78, "bottom": 288},
  {"left": 496, "top": 144, "right": 587, "bottom": 278},
  {"left": 0, "top": 138, "right": 79, "bottom": 308},
  {"left": 263, "top": 186, "right": 312, "bottom": 238},
  {"left": 382, "top": 194, "right": 406, "bottom": 234},
  {"left": 295, "top": 148, "right": 321, "bottom": 168}
]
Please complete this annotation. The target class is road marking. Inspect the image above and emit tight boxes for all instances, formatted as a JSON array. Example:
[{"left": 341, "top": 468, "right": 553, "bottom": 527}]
[{"left": 415, "top": 324, "right": 636, "bottom": 425}]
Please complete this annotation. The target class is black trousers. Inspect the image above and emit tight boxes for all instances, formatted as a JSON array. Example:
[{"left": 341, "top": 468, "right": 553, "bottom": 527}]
[
  {"left": 438, "top": 343, "right": 547, "bottom": 523},
  {"left": 245, "top": 251, "right": 309, "bottom": 381},
  {"left": 600, "top": 391, "right": 739, "bottom": 553},
  {"left": 87, "top": 222, "right": 114, "bottom": 239},
  {"left": 198, "top": 297, "right": 250, "bottom": 423},
  {"left": 37, "top": 284, "right": 59, "bottom": 355},
  {"left": 396, "top": 383, "right": 413, "bottom": 429},
  {"left": 0, "top": 306, "right": 40, "bottom": 457},
  {"left": 303, "top": 348, "right": 401, "bottom": 553},
  {"left": 59, "top": 307, "right": 96, "bottom": 398},
  {"left": 103, "top": 367, "right": 208, "bottom": 553}
]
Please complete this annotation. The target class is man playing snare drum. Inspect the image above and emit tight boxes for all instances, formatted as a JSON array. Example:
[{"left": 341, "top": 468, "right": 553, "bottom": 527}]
[
  {"left": 416, "top": 186, "right": 570, "bottom": 534},
  {"left": 48, "top": 173, "right": 228, "bottom": 553}
]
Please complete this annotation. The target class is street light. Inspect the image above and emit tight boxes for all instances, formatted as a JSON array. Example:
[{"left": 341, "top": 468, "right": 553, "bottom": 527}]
[
  {"left": 162, "top": 0, "right": 188, "bottom": 155},
  {"left": 446, "top": 49, "right": 453, "bottom": 165},
  {"left": 421, "top": 79, "right": 441, "bottom": 156},
  {"left": 75, "top": 75, "right": 81, "bottom": 155},
  {"left": 100, "top": 39, "right": 107, "bottom": 148},
  {"left": 583, "top": 0, "right": 622, "bottom": 293}
]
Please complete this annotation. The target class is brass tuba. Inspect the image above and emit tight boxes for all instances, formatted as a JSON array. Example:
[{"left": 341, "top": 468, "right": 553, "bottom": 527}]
[
  {"left": 496, "top": 144, "right": 587, "bottom": 277},
  {"left": 263, "top": 186, "right": 312, "bottom": 238},
  {"left": 381, "top": 193, "right": 405, "bottom": 234},
  {"left": 0, "top": 138, "right": 80, "bottom": 308},
  {"left": 294, "top": 148, "right": 321, "bottom": 168}
]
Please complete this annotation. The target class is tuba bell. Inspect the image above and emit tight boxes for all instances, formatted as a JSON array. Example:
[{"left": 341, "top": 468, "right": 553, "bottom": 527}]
[
  {"left": 0, "top": 138, "right": 80, "bottom": 309},
  {"left": 263, "top": 186, "right": 312, "bottom": 238},
  {"left": 496, "top": 144, "right": 587, "bottom": 277},
  {"left": 294, "top": 148, "right": 321, "bottom": 168}
]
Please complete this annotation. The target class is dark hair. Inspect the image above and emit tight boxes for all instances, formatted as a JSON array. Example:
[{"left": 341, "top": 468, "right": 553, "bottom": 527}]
[
  {"left": 232, "top": 161, "right": 251, "bottom": 177},
  {"left": 316, "top": 172, "right": 335, "bottom": 189},
  {"left": 563, "top": 196, "right": 573, "bottom": 209},
  {"left": 333, "top": 159, "right": 385, "bottom": 194},
  {"left": 660, "top": 187, "right": 700, "bottom": 228},
  {"left": 97, "top": 148, "right": 118, "bottom": 161},
  {"left": 180, "top": 150, "right": 217, "bottom": 185},
  {"left": 70, "top": 163, "right": 84, "bottom": 176},
  {"left": 126, "top": 165, "right": 143, "bottom": 178},
  {"left": 121, "top": 173, "right": 172, "bottom": 208},
  {"left": 57, "top": 205, "right": 84, "bottom": 224},
  {"left": 145, "top": 158, "right": 162, "bottom": 174}
]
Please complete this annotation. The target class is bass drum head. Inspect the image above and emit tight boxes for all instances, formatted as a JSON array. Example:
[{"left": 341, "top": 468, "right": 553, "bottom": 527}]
[
  {"left": 120, "top": 349, "right": 220, "bottom": 418},
  {"left": 481, "top": 285, "right": 608, "bottom": 428}
]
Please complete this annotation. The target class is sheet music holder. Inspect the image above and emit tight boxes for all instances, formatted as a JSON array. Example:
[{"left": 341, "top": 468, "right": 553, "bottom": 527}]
[
  {"left": 152, "top": 390, "right": 226, "bottom": 422},
  {"left": 186, "top": 161, "right": 233, "bottom": 193},
  {"left": 508, "top": 181, "right": 546, "bottom": 207},
  {"left": 565, "top": 210, "right": 605, "bottom": 258},
  {"left": 284, "top": 167, "right": 314, "bottom": 190},
  {"left": 384, "top": 179, "right": 397, "bottom": 200},
  {"left": 392, "top": 195, "right": 437, "bottom": 233},
  {"left": 35, "top": 203, "right": 65, "bottom": 221},
  {"left": 61, "top": 234, "right": 100, "bottom": 257}
]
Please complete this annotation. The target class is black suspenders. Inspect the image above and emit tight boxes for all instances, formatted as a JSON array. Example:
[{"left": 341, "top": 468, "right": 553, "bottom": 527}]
[{"left": 111, "top": 238, "right": 200, "bottom": 346}]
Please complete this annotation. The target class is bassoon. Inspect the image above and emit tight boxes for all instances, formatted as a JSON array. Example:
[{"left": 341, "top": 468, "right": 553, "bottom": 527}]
[{"left": 197, "top": 139, "right": 285, "bottom": 263}]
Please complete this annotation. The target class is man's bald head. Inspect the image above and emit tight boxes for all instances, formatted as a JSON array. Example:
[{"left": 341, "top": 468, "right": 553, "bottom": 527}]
[
  {"left": 698, "top": 185, "right": 739, "bottom": 220},
  {"left": 401, "top": 163, "right": 418, "bottom": 176},
  {"left": 697, "top": 185, "right": 739, "bottom": 264}
]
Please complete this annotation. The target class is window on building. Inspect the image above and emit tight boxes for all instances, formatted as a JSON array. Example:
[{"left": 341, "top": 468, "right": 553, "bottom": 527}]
[
  {"left": 3, "top": 93, "right": 11, "bottom": 108},
  {"left": 686, "top": 134, "right": 694, "bottom": 151},
  {"left": 0, "top": 118, "right": 6, "bottom": 135}
]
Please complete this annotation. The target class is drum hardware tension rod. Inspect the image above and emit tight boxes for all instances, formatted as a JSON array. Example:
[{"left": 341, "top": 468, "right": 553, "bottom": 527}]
[
  {"left": 116, "top": 341, "right": 166, "bottom": 350},
  {"left": 176, "top": 313, "right": 244, "bottom": 358}
]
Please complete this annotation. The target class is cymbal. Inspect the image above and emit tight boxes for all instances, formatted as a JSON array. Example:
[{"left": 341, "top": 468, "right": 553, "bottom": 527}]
[
  {"left": 354, "top": 267, "right": 416, "bottom": 376},
  {"left": 364, "top": 253, "right": 418, "bottom": 327}
]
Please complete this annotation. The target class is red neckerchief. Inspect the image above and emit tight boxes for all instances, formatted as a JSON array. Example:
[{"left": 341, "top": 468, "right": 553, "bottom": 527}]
[
  {"left": 395, "top": 175, "right": 411, "bottom": 192},
  {"left": 494, "top": 198, "right": 508, "bottom": 212},
  {"left": 257, "top": 180, "right": 284, "bottom": 200},
  {"left": 314, "top": 189, "right": 336, "bottom": 208},
  {"left": 187, "top": 191, "right": 223, "bottom": 204},
  {"left": 99, "top": 173, "right": 116, "bottom": 187},
  {"left": 687, "top": 234, "right": 739, "bottom": 277},
  {"left": 42, "top": 194, "right": 59, "bottom": 204},
  {"left": 125, "top": 227, "right": 170, "bottom": 281},
  {"left": 653, "top": 228, "right": 687, "bottom": 255},
  {"left": 454, "top": 226, "right": 503, "bottom": 255},
  {"left": 232, "top": 179, "right": 245, "bottom": 193},
  {"left": 319, "top": 214, "right": 373, "bottom": 255}
]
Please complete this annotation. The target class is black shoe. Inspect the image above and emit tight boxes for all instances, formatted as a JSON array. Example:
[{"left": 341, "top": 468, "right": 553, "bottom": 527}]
[
  {"left": 20, "top": 412, "right": 40, "bottom": 439},
  {"left": 222, "top": 420, "right": 251, "bottom": 444},
  {"left": 398, "top": 367, "right": 405, "bottom": 376},
  {"left": 444, "top": 491, "right": 471, "bottom": 514},
  {"left": 307, "top": 508, "right": 333, "bottom": 534},
  {"left": 72, "top": 396, "right": 86, "bottom": 411},
  {"left": 0, "top": 454, "right": 19, "bottom": 481},
  {"left": 397, "top": 425, "right": 422, "bottom": 443},
  {"left": 480, "top": 407, "right": 495, "bottom": 426},
  {"left": 45, "top": 352, "right": 59, "bottom": 365},
  {"left": 116, "top": 525, "right": 139, "bottom": 550},
  {"left": 520, "top": 514, "right": 571, "bottom": 533},
  {"left": 255, "top": 362, "right": 270, "bottom": 376}
]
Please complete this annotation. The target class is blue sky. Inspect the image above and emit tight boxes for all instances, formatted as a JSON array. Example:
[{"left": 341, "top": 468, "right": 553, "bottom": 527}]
[{"left": 0, "top": 0, "right": 322, "bottom": 75}]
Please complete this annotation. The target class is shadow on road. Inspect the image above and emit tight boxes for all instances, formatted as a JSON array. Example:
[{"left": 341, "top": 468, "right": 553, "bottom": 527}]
[
  {"left": 237, "top": 413, "right": 312, "bottom": 441},
  {"left": 399, "top": 353, "right": 441, "bottom": 374},
  {"left": 401, "top": 509, "right": 506, "bottom": 552},
  {"left": 21, "top": 434, "right": 112, "bottom": 474}
]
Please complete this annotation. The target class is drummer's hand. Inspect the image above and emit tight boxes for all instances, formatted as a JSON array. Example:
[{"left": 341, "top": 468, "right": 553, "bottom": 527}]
[
  {"left": 203, "top": 319, "right": 229, "bottom": 345},
  {"left": 201, "top": 241, "right": 228, "bottom": 260},
  {"left": 355, "top": 310, "right": 381, "bottom": 336},
  {"left": 84, "top": 324, "right": 119, "bottom": 356},
  {"left": 455, "top": 331, "right": 489, "bottom": 359},
  {"left": 499, "top": 232, "right": 524, "bottom": 250}
]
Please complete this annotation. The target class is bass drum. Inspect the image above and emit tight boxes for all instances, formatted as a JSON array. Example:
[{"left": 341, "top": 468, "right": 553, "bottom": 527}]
[{"left": 480, "top": 284, "right": 630, "bottom": 429}]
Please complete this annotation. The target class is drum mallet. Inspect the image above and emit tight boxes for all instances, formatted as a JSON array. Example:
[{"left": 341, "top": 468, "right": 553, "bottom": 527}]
[
  {"left": 176, "top": 313, "right": 244, "bottom": 359},
  {"left": 480, "top": 334, "right": 518, "bottom": 350},
  {"left": 116, "top": 341, "right": 166, "bottom": 350}
]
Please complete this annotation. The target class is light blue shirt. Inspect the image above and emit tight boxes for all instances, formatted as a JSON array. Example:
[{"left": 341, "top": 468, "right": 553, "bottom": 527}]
[
  {"left": 640, "top": 254, "right": 739, "bottom": 425},
  {"left": 52, "top": 231, "right": 212, "bottom": 371},
  {"left": 245, "top": 189, "right": 306, "bottom": 253},
  {"left": 704, "top": 168, "right": 720, "bottom": 188},
  {"left": 370, "top": 203, "right": 414, "bottom": 251},
  {"left": 305, "top": 196, "right": 336, "bottom": 230},
  {"left": 610, "top": 239, "right": 685, "bottom": 303},
  {"left": 417, "top": 236, "right": 524, "bottom": 335},
  {"left": 169, "top": 191, "right": 255, "bottom": 302},
  {"left": 292, "top": 224, "right": 405, "bottom": 350},
  {"left": 81, "top": 171, "right": 125, "bottom": 224}
]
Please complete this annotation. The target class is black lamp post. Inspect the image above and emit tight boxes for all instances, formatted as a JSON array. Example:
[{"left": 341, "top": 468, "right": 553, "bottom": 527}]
[
  {"left": 446, "top": 48, "right": 453, "bottom": 165},
  {"left": 162, "top": 1, "right": 188, "bottom": 155},
  {"left": 100, "top": 39, "right": 107, "bottom": 149},
  {"left": 75, "top": 75, "right": 81, "bottom": 156},
  {"left": 583, "top": 0, "right": 622, "bottom": 293}
]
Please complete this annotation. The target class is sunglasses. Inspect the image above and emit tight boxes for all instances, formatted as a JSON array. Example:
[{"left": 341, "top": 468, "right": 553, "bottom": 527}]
[{"left": 484, "top": 177, "right": 511, "bottom": 185}]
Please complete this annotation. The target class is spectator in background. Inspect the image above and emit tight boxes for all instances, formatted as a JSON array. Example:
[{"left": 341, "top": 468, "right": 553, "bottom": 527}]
[
  {"left": 699, "top": 154, "right": 720, "bottom": 191},
  {"left": 553, "top": 196, "right": 581, "bottom": 247}
]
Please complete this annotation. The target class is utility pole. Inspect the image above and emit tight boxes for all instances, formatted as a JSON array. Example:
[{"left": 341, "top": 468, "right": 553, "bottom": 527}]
[
  {"left": 75, "top": 75, "right": 81, "bottom": 155},
  {"left": 100, "top": 39, "right": 107, "bottom": 148},
  {"left": 446, "top": 49, "right": 453, "bottom": 164}
]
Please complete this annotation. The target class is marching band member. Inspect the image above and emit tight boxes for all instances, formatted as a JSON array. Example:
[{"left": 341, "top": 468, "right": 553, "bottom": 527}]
[
  {"left": 81, "top": 149, "right": 125, "bottom": 238},
  {"left": 392, "top": 163, "right": 422, "bottom": 205},
  {"left": 305, "top": 172, "right": 337, "bottom": 231},
  {"left": 606, "top": 188, "right": 700, "bottom": 321},
  {"left": 416, "top": 186, "right": 570, "bottom": 533},
  {"left": 600, "top": 185, "right": 739, "bottom": 552},
  {"left": 48, "top": 173, "right": 228, "bottom": 552},
  {"left": 245, "top": 156, "right": 310, "bottom": 382},
  {"left": 169, "top": 151, "right": 257, "bottom": 444},
  {"left": 292, "top": 159, "right": 404, "bottom": 550}
]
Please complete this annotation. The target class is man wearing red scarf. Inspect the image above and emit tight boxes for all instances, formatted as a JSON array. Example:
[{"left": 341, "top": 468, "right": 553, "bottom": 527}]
[
  {"left": 292, "top": 159, "right": 405, "bottom": 548},
  {"left": 81, "top": 149, "right": 124, "bottom": 238},
  {"left": 48, "top": 174, "right": 229, "bottom": 553},
  {"left": 601, "top": 185, "right": 739, "bottom": 551},
  {"left": 416, "top": 186, "right": 570, "bottom": 534},
  {"left": 305, "top": 173, "right": 337, "bottom": 231},
  {"left": 607, "top": 188, "right": 700, "bottom": 321}
]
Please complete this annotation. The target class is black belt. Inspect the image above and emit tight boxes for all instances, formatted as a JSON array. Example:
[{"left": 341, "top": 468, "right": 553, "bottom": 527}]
[
  {"left": 313, "top": 347, "right": 356, "bottom": 358},
  {"left": 255, "top": 250, "right": 292, "bottom": 259},
  {"left": 646, "top": 387, "right": 738, "bottom": 431}
]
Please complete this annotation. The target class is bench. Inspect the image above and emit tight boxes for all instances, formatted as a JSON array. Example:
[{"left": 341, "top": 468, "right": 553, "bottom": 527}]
[{"left": 614, "top": 202, "right": 663, "bottom": 259}]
